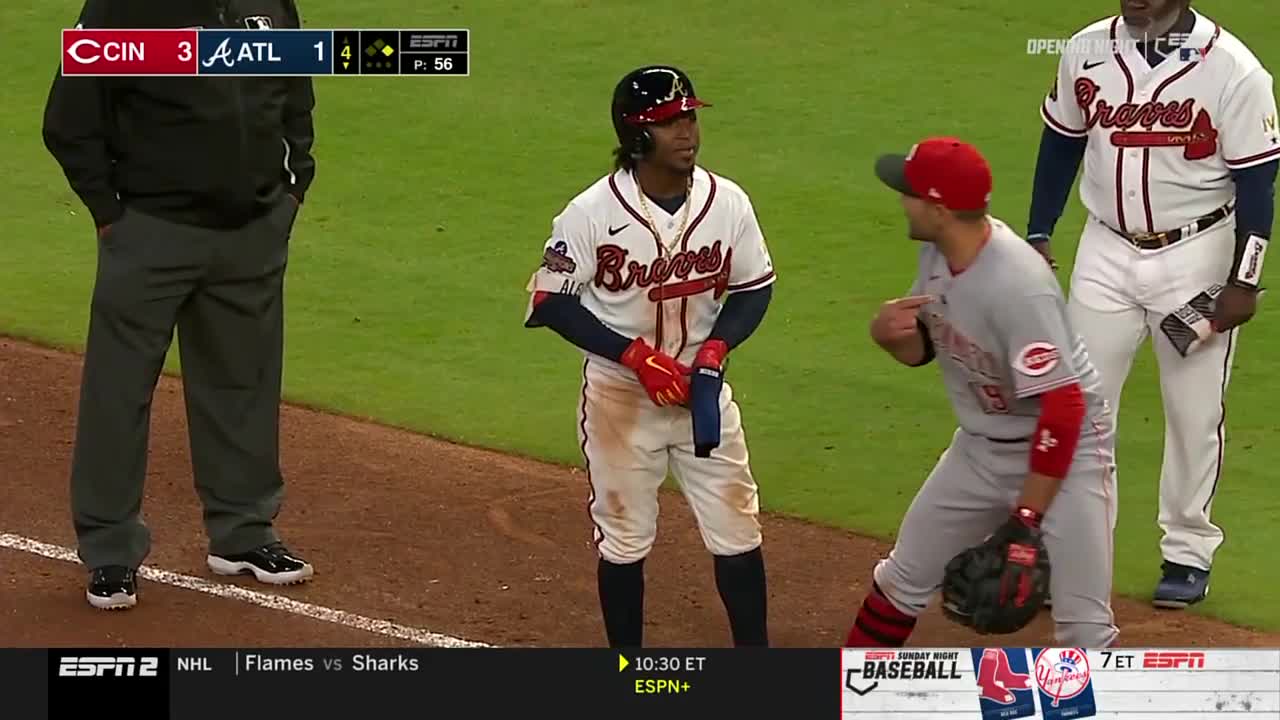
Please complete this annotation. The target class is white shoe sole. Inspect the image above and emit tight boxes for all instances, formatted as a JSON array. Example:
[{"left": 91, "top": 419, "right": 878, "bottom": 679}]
[
  {"left": 206, "top": 555, "right": 314, "bottom": 585},
  {"left": 87, "top": 590, "right": 137, "bottom": 610}
]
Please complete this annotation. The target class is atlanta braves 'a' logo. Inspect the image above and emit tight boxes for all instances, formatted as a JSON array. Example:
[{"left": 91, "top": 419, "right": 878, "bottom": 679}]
[{"left": 658, "top": 76, "right": 688, "bottom": 104}]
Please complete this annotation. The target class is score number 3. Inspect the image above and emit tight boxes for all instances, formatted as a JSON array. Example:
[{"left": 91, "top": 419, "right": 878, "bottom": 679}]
[
  {"left": 178, "top": 40, "right": 192, "bottom": 61},
  {"left": 970, "top": 383, "right": 1010, "bottom": 414}
]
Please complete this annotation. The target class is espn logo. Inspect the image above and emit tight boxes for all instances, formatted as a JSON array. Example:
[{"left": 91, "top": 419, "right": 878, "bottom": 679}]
[
  {"left": 58, "top": 656, "right": 160, "bottom": 677},
  {"left": 1142, "top": 651, "right": 1205, "bottom": 669},
  {"left": 406, "top": 33, "right": 459, "bottom": 50}
]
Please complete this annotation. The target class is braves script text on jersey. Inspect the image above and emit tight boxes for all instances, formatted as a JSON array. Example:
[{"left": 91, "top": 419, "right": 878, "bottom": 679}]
[
  {"left": 1042, "top": 10, "right": 1279, "bottom": 572},
  {"left": 875, "top": 219, "right": 1120, "bottom": 648},
  {"left": 524, "top": 166, "right": 775, "bottom": 564}
]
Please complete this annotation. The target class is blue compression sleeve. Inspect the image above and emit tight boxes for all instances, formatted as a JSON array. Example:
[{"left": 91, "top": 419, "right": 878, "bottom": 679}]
[
  {"left": 1231, "top": 159, "right": 1278, "bottom": 239},
  {"left": 1027, "top": 126, "right": 1088, "bottom": 241},
  {"left": 709, "top": 285, "right": 772, "bottom": 350},
  {"left": 526, "top": 294, "right": 632, "bottom": 362}
]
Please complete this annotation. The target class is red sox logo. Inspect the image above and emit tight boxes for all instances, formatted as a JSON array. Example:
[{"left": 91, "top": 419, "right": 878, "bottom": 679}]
[{"left": 1075, "top": 77, "right": 1218, "bottom": 159}]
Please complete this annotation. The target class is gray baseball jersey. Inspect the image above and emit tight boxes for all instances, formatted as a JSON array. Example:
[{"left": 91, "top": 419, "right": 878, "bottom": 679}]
[
  {"left": 910, "top": 218, "right": 1108, "bottom": 441},
  {"left": 873, "top": 216, "right": 1120, "bottom": 648}
]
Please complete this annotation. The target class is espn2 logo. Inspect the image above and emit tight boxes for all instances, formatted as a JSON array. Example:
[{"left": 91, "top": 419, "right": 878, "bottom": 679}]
[
  {"left": 1142, "top": 651, "right": 1205, "bottom": 669},
  {"left": 58, "top": 656, "right": 160, "bottom": 677}
]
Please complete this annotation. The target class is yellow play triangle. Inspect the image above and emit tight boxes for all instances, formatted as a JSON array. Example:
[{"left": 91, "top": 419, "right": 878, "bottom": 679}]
[
  {"left": 618, "top": 654, "right": 629, "bottom": 672},
  {"left": 343, "top": 61, "right": 349, "bottom": 69}
]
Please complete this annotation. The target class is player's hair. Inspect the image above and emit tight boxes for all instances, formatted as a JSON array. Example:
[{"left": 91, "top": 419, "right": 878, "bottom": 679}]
[
  {"left": 613, "top": 145, "right": 637, "bottom": 171},
  {"left": 953, "top": 208, "right": 988, "bottom": 222}
]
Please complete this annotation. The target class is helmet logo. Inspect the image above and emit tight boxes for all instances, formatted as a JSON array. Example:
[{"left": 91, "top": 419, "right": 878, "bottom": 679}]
[{"left": 658, "top": 76, "right": 689, "bottom": 104}]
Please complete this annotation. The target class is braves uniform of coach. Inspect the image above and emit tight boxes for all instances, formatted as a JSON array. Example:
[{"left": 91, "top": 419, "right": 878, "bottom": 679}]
[{"left": 1027, "top": 0, "right": 1278, "bottom": 607}]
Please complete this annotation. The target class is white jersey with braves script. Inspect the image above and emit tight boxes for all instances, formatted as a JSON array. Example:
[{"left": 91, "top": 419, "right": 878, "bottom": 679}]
[
  {"left": 524, "top": 166, "right": 776, "bottom": 377},
  {"left": 910, "top": 218, "right": 1108, "bottom": 440},
  {"left": 1041, "top": 10, "right": 1280, "bottom": 234}
]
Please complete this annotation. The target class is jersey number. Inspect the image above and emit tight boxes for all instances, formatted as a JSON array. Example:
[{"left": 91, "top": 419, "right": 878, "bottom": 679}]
[{"left": 971, "top": 382, "right": 1010, "bottom": 414}]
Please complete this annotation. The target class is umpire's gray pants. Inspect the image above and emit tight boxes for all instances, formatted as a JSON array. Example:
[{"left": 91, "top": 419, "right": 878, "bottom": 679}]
[{"left": 70, "top": 196, "right": 298, "bottom": 570}]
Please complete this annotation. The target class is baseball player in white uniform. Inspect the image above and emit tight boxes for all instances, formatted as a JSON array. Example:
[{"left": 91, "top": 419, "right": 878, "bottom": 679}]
[
  {"left": 1028, "top": 0, "right": 1278, "bottom": 607},
  {"left": 845, "top": 137, "right": 1119, "bottom": 649},
  {"left": 523, "top": 65, "right": 777, "bottom": 647}
]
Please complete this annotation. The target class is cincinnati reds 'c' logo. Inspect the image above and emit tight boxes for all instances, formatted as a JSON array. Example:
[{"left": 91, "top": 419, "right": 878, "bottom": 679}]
[{"left": 1015, "top": 342, "right": 1060, "bottom": 377}]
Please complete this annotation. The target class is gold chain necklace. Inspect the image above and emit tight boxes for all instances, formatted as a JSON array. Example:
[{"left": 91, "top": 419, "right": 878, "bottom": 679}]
[{"left": 633, "top": 171, "right": 694, "bottom": 256}]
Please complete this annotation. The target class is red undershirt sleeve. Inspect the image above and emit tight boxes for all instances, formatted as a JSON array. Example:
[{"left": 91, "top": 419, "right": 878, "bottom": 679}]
[{"left": 1031, "top": 382, "right": 1085, "bottom": 478}]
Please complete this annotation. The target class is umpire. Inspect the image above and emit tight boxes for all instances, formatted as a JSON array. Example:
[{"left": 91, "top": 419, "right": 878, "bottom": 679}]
[{"left": 42, "top": 0, "right": 317, "bottom": 610}]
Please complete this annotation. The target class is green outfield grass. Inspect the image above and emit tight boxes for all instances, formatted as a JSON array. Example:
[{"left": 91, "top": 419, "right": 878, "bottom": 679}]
[{"left": 3, "top": 1, "right": 1277, "bottom": 629}]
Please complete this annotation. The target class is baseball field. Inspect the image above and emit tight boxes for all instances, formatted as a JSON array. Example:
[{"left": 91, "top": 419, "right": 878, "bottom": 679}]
[{"left": 1, "top": 0, "right": 1277, "bottom": 648}]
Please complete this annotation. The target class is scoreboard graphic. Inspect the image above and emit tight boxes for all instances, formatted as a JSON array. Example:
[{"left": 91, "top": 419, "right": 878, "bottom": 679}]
[{"left": 60, "top": 28, "right": 470, "bottom": 76}]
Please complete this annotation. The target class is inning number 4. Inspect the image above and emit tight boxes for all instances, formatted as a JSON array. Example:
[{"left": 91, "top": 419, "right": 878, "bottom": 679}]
[{"left": 972, "top": 383, "right": 1010, "bottom": 414}]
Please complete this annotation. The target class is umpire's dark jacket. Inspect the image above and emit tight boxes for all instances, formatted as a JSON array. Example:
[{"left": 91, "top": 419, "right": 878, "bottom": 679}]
[{"left": 43, "top": 0, "right": 316, "bottom": 230}]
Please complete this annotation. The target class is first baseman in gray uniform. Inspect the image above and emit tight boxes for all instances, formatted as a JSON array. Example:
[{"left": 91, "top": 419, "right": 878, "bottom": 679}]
[{"left": 843, "top": 137, "right": 1119, "bottom": 648}]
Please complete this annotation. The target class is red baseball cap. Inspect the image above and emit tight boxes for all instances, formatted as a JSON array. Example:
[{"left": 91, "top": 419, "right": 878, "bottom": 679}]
[{"left": 874, "top": 137, "right": 993, "bottom": 211}]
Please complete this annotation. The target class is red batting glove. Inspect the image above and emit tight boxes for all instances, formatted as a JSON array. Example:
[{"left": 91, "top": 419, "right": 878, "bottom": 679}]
[{"left": 621, "top": 338, "right": 691, "bottom": 407}]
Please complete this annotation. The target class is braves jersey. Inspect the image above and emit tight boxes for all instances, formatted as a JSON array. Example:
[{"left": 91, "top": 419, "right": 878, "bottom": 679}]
[
  {"left": 524, "top": 166, "right": 776, "bottom": 375},
  {"left": 910, "top": 219, "right": 1107, "bottom": 440},
  {"left": 1041, "top": 11, "right": 1280, "bottom": 234}
]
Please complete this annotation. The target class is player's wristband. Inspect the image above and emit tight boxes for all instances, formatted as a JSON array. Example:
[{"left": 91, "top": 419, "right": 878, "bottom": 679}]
[
  {"left": 694, "top": 338, "right": 729, "bottom": 370},
  {"left": 908, "top": 318, "right": 936, "bottom": 367},
  {"left": 1026, "top": 233, "right": 1051, "bottom": 245},
  {"left": 1013, "top": 506, "right": 1044, "bottom": 530},
  {"left": 1228, "top": 232, "right": 1269, "bottom": 291}
]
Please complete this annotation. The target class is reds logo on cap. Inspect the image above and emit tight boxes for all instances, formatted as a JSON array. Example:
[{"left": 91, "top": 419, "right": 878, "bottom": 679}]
[{"left": 1015, "top": 342, "right": 1060, "bottom": 377}]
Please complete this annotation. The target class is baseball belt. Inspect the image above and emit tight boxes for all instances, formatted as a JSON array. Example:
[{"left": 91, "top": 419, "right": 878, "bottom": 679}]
[{"left": 1106, "top": 201, "right": 1235, "bottom": 250}]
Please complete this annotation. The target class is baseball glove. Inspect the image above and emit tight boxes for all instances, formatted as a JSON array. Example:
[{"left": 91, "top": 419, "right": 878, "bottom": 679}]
[{"left": 941, "top": 511, "right": 1051, "bottom": 634}]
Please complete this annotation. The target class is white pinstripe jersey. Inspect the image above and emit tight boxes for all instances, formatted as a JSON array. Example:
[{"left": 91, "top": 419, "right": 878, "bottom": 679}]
[
  {"left": 525, "top": 166, "right": 776, "bottom": 375},
  {"left": 1041, "top": 11, "right": 1280, "bottom": 234},
  {"left": 910, "top": 218, "right": 1108, "bottom": 440}
]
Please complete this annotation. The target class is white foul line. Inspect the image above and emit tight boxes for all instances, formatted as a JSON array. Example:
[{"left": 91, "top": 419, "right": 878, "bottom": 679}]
[{"left": 0, "top": 532, "right": 491, "bottom": 648}]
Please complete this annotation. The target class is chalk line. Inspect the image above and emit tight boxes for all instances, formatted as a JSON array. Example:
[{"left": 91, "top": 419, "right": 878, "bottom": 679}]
[{"left": 0, "top": 532, "right": 492, "bottom": 648}]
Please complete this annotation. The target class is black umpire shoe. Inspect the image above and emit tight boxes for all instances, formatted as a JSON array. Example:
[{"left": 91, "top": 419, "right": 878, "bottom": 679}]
[
  {"left": 207, "top": 542, "right": 314, "bottom": 585},
  {"left": 87, "top": 565, "right": 138, "bottom": 610}
]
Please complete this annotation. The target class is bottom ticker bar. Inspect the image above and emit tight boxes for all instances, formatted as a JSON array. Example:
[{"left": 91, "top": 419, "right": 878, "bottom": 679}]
[{"left": 40, "top": 648, "right": 838, "bottom": 719}]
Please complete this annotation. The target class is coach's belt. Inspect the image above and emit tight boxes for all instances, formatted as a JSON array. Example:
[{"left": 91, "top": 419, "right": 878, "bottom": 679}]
[{"left": 1111, "top": 202, "right": 1235, "bottom": 250}]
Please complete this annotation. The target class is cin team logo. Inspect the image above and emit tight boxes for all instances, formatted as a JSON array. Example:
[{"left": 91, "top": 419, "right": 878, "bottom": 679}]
[
  {"left": 67, "top": 37, "right": 145, "bottom": 64},
  {"left": 1034, "top": 648, "right": 1092, "bottom": 708}
]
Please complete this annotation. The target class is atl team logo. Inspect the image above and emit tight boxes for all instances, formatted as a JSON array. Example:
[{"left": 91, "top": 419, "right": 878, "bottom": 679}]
[
  {"left": 1072, "top": 76, "right": 1220, "bottom": 160},
  {"left": 1034, "top": 649, "right": 1091, "bottom": 707},
  {"left": 541, "top": 240, "right": 576, "bottom": 274}
]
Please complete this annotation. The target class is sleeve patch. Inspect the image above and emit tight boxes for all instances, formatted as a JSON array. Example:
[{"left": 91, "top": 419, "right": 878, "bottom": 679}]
[
  {"left": 540, "top": 241, "right": 577, "bottom": 274},
  {"left": 1014, "top": 342, "right": 1061, "bottom": 377}
]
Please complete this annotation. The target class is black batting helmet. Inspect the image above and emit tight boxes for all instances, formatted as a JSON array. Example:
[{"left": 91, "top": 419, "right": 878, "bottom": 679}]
[{"left": 611, "top": 65, "right": 710, "bottom": 161}]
